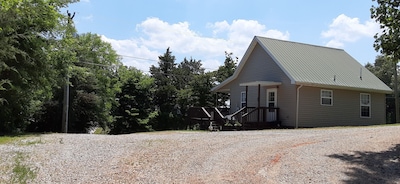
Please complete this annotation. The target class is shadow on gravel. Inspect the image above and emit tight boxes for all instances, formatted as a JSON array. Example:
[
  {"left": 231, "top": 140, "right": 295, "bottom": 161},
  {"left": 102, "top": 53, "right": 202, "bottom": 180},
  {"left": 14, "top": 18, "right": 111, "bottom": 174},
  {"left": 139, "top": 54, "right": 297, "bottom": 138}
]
[{"left": 328, "top": 144, "right": 400, "bottom": 184}]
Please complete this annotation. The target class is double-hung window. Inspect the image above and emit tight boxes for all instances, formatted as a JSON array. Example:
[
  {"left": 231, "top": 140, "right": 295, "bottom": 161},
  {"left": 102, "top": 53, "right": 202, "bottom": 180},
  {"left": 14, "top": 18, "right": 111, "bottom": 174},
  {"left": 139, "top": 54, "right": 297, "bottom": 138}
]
[
  {"left": 321, "top": 89, "right": 333, "bottom": 106},
  {"left": 240, "top": 91, "right": 246, "bottom": 108},
  {"left": 360, "top": 93, "right": 371, "bottom": 118}
]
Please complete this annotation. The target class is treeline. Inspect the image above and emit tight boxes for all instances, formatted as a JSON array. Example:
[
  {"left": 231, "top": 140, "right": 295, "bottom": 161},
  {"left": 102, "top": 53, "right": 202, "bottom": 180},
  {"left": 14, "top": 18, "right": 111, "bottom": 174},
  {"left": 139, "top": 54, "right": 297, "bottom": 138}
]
[{"left": 0, "top": 0, "right": 236, "bottom": 134}]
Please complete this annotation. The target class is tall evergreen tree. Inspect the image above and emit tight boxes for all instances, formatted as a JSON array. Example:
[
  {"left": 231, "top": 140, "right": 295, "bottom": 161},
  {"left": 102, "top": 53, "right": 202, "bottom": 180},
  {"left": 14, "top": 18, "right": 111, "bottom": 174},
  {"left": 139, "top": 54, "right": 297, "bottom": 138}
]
[
  {"left": 110, "top": 66, "right": 154, "bottom": 134},
  {"left": 150, "top": 48, "right": 179, "bottom": 130},
  {"left": 175, "top": 58, "right": 207, "bottom": 115},
  {"left": 191, "top": 72, "right": 215, "bottom": 107}
]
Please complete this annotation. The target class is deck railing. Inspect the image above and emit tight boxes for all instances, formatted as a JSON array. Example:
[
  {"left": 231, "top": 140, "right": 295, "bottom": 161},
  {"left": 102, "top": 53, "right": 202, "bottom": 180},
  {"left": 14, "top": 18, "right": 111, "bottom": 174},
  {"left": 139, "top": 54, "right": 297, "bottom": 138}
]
[
  {"left": 187, "top": 107, "right": 230, "bottom": 128},
  {"left": 227, "top": 107, "right": 279, "bottom": 125},
  {"left": 188, "top": 106, "right": 279, "bottom": 130}
]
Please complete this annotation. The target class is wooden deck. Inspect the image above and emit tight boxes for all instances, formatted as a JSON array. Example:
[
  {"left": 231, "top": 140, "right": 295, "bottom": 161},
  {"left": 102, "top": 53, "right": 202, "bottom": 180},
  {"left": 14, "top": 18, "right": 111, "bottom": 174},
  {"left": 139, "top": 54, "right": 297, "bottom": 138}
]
[
  {"left": 187, "top": 107, "right": 229, "bottom": 130},
  {"left": 187, "top": 106, "right": 280, "bottom": 130}
]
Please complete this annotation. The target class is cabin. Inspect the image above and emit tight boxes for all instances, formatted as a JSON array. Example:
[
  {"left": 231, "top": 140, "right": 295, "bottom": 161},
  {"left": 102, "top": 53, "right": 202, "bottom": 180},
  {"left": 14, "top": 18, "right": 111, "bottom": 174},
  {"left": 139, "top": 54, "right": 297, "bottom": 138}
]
[{"left": 195, "top": 36, "right": 392, "bottom": 130}]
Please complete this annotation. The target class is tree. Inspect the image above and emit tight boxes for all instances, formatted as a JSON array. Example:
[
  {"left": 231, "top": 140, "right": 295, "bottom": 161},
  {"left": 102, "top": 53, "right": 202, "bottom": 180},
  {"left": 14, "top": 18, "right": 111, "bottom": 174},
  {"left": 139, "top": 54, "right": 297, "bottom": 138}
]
[
  {"left": 213, "top": 51, "right": 238, "bottom": 107},
  {"left": 73, "top": 33, "right": 121, "bottom": 131},
  {"left": 0, "top": 0, "right": 78, "bottom": 134},
  {"left": 175, "top": 58, "right": 207, "bottom": 114},
  {"left": 109, "top": 66, "right": 154, "bottom": 134},
  {"left": 150, "top": 48, "right": 179, "bottom": 130},
  {"left": 365, "top": 55, "right": 394, "bottom": 88},
  {"left": 371, "top": 0, "right": 400, "bottom": 123},
  {"left": 365, "top": 55, "right": 396, "bottom": 123},
  {"left": 174, "top": 57, "right": 204, "bottom": 89},
  {"left": 30, "top": 33, "right": 122, "bottom": 133},
  {"left": 191, "top": 72, "right": 215, "bottom": 107},
  {"left": 68, "top": 67, "right": 102, "bottom": 132}
]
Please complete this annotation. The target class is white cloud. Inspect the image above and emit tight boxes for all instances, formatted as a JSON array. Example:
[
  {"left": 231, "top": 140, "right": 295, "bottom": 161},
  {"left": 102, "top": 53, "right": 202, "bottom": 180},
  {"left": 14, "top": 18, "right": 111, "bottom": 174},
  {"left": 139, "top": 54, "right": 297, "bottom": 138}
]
[
  {"left": 100, "top": 35, "right": 160, "bottom": 73},
  {"left": 209, "top": 19, "right": 290, "bottom": 51},
  {"left": 101, "top": 17, "right": 289, "bottom": 72},
  {"left": 322, "top": 14, "right": 379, "bottom": 48},
  {"left": 136, "top": 17, "right": 229, "bottom": 57},
  {"left": 209, "top": 21, "right": 230, "bottom": 36}
]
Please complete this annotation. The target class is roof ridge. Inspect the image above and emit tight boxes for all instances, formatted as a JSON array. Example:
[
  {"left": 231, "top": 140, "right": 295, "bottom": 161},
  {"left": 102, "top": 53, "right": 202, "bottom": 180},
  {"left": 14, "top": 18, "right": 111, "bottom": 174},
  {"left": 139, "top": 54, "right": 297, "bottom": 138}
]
[{"left": 255, "top": 35, "right": 344, "bottom": 51}]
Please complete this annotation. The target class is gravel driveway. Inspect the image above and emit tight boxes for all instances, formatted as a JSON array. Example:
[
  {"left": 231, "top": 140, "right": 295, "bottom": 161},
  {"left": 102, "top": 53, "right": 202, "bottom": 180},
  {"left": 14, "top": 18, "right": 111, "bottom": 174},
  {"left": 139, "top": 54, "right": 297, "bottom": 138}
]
[{"left": 1, "top": 125, "right": 399, "bottom": 184}]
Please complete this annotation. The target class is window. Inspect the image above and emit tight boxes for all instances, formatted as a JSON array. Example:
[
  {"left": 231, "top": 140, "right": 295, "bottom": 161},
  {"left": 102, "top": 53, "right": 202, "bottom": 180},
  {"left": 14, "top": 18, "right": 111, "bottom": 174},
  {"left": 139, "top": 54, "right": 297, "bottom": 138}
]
[
  {"left": 241, "top": 91, "right": 246, "bottom": 108},
  {"left": 360, "top": 93, "right": 371, "bottom": 118},
  {"left": 321, "top": 90, "right": 333, "bottom": 106},
  {"left": 267, "top": 90, "right": 276, "bottom": 112}
]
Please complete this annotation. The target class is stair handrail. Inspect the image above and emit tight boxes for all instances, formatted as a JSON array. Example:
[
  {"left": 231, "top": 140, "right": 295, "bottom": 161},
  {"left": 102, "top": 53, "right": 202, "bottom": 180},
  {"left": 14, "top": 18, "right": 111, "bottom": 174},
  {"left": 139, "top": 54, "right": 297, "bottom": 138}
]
[
  {"left": 214, "top": 107, "right": 225, "bottom": 119},
  {"left": 225, "top": 106, "right": 246, "bottom": 120},
  {"left": 241, "top": 107, "right": 259, "bottom": 118},
  {"left": 201, "top": 107, "right": 211, "bottom": 118}
]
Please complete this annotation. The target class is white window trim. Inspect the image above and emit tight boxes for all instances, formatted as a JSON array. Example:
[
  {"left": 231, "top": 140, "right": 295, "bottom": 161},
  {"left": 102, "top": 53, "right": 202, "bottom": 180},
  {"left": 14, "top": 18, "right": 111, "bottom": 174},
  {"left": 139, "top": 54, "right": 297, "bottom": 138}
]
[
  {"left": 320, "top": 89, "right": 333, "bottom": 106},
  {"left": 240, "top": 91, "right": 246, "bottom": 107},
  {"left": 360, "top": 93, "right": 371, "bottom": 118}
]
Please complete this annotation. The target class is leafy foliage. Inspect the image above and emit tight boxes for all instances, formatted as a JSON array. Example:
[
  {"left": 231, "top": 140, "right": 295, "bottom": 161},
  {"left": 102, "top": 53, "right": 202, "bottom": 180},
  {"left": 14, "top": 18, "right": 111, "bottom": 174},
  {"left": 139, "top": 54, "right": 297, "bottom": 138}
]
[
  {"left": 371, "top": 0, "right": 400, "bottom": 60},
  {"left": 150, "top": 48, "right": 180, "bottom": 130},
  {"left": 365, "top": 55, "right": 395, "bottom": 88},
  {"left": 0, "top": 0, "right": 237, "bottom": 134},
  {"left": 0, "top": 0, "right": 78, "bottom": 134},
  {"left": 30, "top": 33, "right": 121, "bottom": 133},
  {"left": 109, "top": 66, "right": 154, "bottom": 134},
  {"left": 175, "top": 58, "right": 211, "bottom": 116},
  {"left": 366, "top": 55, "right": 396, "bottom": 123},
  {"left": 371, "top": 0, "right": 400, "bottom": 123},
  {"left": 213, "top": 51, "right": 238, "bottom": 107}
]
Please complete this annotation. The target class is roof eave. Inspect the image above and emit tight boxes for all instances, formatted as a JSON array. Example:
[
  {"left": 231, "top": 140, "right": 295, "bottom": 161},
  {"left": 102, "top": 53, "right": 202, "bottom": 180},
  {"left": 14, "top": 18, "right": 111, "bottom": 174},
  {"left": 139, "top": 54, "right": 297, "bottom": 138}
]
[
  {"left": 210, "top": 37, "right": 260, "bottom": 92},
  {"left": 296, "top": 82, "right": 393, "bottom": 94},
  {"left": 211, "top": 36, "right": 297, "bottom": 92}
]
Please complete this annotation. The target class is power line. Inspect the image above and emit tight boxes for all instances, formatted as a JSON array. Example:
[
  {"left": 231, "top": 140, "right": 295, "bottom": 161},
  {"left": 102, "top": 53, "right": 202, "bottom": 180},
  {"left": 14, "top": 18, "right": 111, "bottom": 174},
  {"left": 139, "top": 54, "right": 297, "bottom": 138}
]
[
  {"left": 76, "top": 52, "right": 225, "bottom": 73},
  {"left": 118, "top": 54, "right": 158, "bottom": 62},
  {"left": 79, "top": 61, "right": 119, "bottom": 68},
  {"left": 76, "top": 60, "right": 216, "bottom": 79},
  {"left": 118, "top": 54, "right": 220, "bottom": 71}
]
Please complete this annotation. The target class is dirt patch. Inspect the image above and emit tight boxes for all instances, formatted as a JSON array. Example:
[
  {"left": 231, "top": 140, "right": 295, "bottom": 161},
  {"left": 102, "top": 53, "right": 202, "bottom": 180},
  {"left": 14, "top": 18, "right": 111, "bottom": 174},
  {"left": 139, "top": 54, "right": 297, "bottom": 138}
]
[{"left": 270, "top": 153, "right": 282, "bottom": 165}]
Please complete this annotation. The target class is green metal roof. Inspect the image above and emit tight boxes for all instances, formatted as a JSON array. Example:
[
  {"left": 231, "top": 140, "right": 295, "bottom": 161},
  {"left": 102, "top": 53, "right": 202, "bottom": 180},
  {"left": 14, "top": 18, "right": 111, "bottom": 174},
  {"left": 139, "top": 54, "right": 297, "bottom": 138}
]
[{"left": 212, "top": 36, "right": 392, "bottom": 93}]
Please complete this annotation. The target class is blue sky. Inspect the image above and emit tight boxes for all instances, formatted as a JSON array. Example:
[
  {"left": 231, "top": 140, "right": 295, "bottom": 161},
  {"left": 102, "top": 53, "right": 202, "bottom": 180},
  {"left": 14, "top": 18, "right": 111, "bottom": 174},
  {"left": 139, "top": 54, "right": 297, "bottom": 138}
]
[{"left": 68, "top": 0, "right": 380, "bottom": 72}]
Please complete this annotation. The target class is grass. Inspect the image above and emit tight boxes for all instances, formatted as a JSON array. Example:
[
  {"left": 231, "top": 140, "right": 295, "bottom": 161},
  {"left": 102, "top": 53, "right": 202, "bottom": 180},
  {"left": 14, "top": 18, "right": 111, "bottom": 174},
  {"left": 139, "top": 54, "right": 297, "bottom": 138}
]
[
  {"left": 0, "top": 134, "right": 43, "bottom": 146},
  {"left": 0, "top": 136, "right": 20, "bottom": 144},
  {"left": 0, "top": 135, "right": 40, "bottom": 183},
  {"left": 20, "top": 137, "right": 43, "bottom": 146},
  {"left": 93, "top": 127, "right": 104, "bottom": 134},
  {"left": 10, "top": 152, "right": 37, "bottom": 184},
  {"left": 0, "top": 136, "right": 25, "bottom": 145}
]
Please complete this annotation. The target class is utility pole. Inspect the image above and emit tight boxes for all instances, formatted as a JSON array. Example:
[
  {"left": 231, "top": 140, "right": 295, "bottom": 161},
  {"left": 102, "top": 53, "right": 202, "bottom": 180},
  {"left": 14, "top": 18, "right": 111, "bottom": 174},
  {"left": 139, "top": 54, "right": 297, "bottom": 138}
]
[
  {"left": 61, "top": 79, "right": 69, "bottom": 133},
  {"left": 394, "top": 61, "right": 399, "bottom": 124},
  {"left": 61, "top": 10, "right": 76, "bottom": 133}
]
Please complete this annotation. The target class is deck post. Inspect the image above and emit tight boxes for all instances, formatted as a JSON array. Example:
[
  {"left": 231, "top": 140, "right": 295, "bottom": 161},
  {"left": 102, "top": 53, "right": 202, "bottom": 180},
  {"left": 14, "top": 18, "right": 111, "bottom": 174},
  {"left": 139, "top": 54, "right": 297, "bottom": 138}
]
[
  {"left": 257, "top": 84, "right": 260, "bottom": 123},
  {"left": 245, "top": 86, "right": 248, "bottom": 108}
]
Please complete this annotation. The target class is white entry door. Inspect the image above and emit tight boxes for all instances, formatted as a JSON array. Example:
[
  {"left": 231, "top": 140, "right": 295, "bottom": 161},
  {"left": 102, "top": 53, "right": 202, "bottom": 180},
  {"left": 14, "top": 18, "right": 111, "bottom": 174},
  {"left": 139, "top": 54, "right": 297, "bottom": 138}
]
[{"left": 266, "top": 88, "right": 277, "bottom": 121}]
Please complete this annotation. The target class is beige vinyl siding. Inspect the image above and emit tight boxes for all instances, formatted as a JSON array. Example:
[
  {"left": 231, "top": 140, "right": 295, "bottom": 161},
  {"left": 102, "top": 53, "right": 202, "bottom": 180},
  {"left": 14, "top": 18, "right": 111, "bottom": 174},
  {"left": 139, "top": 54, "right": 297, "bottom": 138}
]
[
  {"left": 213, "top": 36, "right": 390, "bottom": 128},
  {"left": 229, "top": 43, "right": 297, "bottom": 126},
  {"left": 298, "top": 86, "right": 386, "bottom": 127}
]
